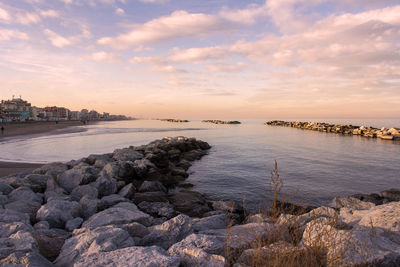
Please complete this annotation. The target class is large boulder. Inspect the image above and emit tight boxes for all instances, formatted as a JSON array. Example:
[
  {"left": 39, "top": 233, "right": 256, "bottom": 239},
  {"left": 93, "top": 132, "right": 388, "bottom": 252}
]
[
  {"left": 118, "top": 183, "right": 135, "bottom": 199},
  {"left": 112, "top": 148, "right": 143, "bottom": 162},
  {"left": 0, "top": 209, "right": 30, "bottom": 224},
  {"left": 94, "top": 175, "right": 118, "bottom": 197},
  {"left": 138, "top": 201, "right": 176, "bottom": 219},
  {"left": 33, "top": 162, "right": 68, "bottom": 178},
  {"left": 138, "top": 180, "right": 167, "bottom": 193},
  {"left": 33, "top": 227, "right": 70, "bottom": 262},
  {"left": 5, "top": 186, "right": 43, "bottom": 221},
  {"left": 200, "top": 223, "right": 276, "bottom": 250},
  {"left": 98, "top": 194, "right": 129, "bottom": 210},
  {"left": 70, "top": 184, "right": 98, "bottom": 201},
  {"left": 329, "top": 197, "right": 376, "bottom": 210},
  {"left": 168, "top": 190, "right": 211, "bottom": 217},
  {"left": 168, "top": 234, "right": 225, "bottom": 267},
  {"left": 141, "top": 214, "right": 193, "bottom": 249},
  {"left": 54, "top": 226, "right": 134, "bottom": 267},
  {"left": 193, "top": 214, "right": 229, "bottom": 232},
  {"left": 0, "top": 182, "right": 13, "bottom": 195},
  {"left": 82, "top": 202, "right": 152, "bottom": 229},
  {"left": 0, "top": 251, "right": 54, "bottom": 267},
  {"left": 36, "top": 199, "right": 81, "bottom": 228},
  {"left": 103, "top": 161, "right": 135, "bottom": 180},
  {"left": 58, "top": 166, "right": 99, "bottom": 193},
  {"left": 73, "top": 246, "right": 180, "bottom": 267},
  {"left": 79, "top": 196, "right": 100, "bottom": 219},
  {"left": 134, "top": 191, "right": 169, "bottom": 204},
  {"left": 381, "top": 189, "right": 400, "bottom": 202}
]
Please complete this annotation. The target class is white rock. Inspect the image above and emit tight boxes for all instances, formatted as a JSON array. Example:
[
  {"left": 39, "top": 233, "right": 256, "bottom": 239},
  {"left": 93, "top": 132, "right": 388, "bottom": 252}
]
[
  {"left": 74, "top": 246, "right": 179, "bottom": 267},
  {"left": 168, "top": 233, "right": 225, "bottom": 267},
  {"left": 82, "top": 203, "right": 152, "bottom": 229},
  {"left": 54, "top": 226, "right": 134, "bottom": 267},
  {"left": 141, "top": 214, "right": 193, "bottom": 249}
]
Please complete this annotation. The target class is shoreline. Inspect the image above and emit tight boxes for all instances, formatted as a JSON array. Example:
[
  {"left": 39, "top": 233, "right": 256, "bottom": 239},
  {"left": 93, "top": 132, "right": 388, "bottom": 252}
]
[
  {"left": 0, "top": 136, "right": 399, "bottom": 266},
  {"left": 0, "top": 120, "right": 98, "bottom": 142},
  {"left": 0, "top": 161, "right": 44, "bottom": 178}
]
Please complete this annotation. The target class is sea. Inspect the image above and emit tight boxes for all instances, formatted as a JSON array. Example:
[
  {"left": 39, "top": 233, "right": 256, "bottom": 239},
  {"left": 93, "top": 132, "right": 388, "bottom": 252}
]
[{"left": 0, "top": 119, "right": 399, "bottom": 209}]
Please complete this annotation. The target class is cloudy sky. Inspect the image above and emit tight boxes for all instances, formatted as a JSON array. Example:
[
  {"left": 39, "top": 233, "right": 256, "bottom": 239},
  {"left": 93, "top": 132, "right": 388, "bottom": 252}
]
[{"left": 0, "top": 0, "right": 399, "bottom": 119}]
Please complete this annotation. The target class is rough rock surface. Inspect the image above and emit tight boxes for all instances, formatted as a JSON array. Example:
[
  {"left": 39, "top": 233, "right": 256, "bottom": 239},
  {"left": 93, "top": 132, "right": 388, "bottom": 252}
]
[
  {"left": 74, "top": 246, "right": 180, "bottom": 267},
  {"left": 141, "top": 214, "right": 193, "bottom": 249},
  {"left": 54, "top": 226, "right": 134, "bottom": 266}
]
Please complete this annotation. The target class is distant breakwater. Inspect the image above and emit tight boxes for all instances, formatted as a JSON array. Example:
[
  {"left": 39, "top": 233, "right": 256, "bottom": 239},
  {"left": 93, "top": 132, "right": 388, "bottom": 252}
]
[
  {"left": 265, "top": 120, "right": 400, "bottom": 141},
  {"left": 159, "top": 119, "right": 189, "bottom": 123},
  {"left": 202, "top": 120, "right": 241, "bottom": 125}
]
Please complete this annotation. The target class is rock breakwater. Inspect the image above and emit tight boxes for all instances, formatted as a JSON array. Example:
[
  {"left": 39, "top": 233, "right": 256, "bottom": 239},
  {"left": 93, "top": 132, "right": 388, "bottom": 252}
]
[
  {"left": 159, "top": 119, "right": 189, "bottom": 123},
  {"left": 1, "top": 137, "right": 400, "bottom": 266},
  {"left": 266, "top": 120, "right": 400, "bottom": 141},
  {"left": 202, "top": 120, "right": 241, "bottom": 125}
]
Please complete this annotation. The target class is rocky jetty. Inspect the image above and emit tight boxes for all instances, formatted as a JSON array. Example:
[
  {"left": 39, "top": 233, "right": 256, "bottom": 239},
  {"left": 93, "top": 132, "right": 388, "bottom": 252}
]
[
  {"left": 159, "top": 119, "right": 189, "bottom": 123},
  {"left": 1, "top": 137, "right": 400, "bottom": 266},
  {"left": 266, "top": 120, "right": 400, "bottom": 141},
  {"left": 202, "top": 120, "right": 241, "bottom": 125}
]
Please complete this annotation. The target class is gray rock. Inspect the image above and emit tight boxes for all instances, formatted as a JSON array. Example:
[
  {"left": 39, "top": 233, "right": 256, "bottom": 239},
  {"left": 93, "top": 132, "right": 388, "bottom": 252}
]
[
  {"left": 193, "top": 214, "right": 229, "bottom": 232},
  {"left": 99, "top": 194, "right": 129, "bottom": 210},
  {"left": 168, "top": 190, "right": 211, "bottom": 217},
  {"left": 0, "top": 251, "right": 54, "bottom": 267},
  {"left": 23, "top": 174, "right": 50, "bottom": 193},
  {"left": 141, "top": 214, "right": 193, "bottom": 249},
  {"left": 79, "top": 196, "right": 100, "bottom": 219},
  {"left": 134, "top": 191, "right": 169, "bottom": 204},
  {"left": 118, "top": 222, "right": 149, "bottom": 238},
  {"left": 36, "top": 199, "right": 81, "bottom": 228},
  {"left": 70, "top": 185, "right": 98, "bottom": 201},
  {"left": 8, "top": 186, "right": 42, "bottom": 204},
  {"left": 0, "top": 227, "right": 38, "bottom": 261},
  {"left": 34, "top": 221, "right": 50, "bottom": 231},
  {"left": 54, "top": 226, "right": 134, "bottom": 267},
  {"left": 113, "top": 148, "right": 143, "bottom": 162},
  {"left": 118, "top": 183, "right": 135, "bottom": 199},
  {"left": 73, "top": 246, "right": 179, "bottom": 267},
  {"left": 212, "top": 200, "right": 243, "bottom": 214},
  {"left": 5, "top": 199, "right": 42, "bottom": 222},
  {"left": 138, "top": 201, "right": 176, "bottom": 219},
  {"left": 139, "top": 180, "right": 167, "bottom": 193},
  {"left": 0, "top": 181, "right": 14, "bottom": 195},
  {"left": 33, "top": 162, "right": 68, "bottom": 178},
  {"left": 33, "top": 227, "right": 70, "bottom": 261},
  {"left": 65, "top": 217, "right": 83, "bottom": 232},
  {"left": 133, "top": 158, "right": 151, "bottom": 177},
  {"left": 103, "top": 161, "right": 135, "bottom": 180},
  {"left": 329, "top": 197, "right": 376, "bottom": 210},
  {"left": 45, "top": 177, "right": 67, "bottom": 196},
  {"left": 94, "top": 175, "right": 118, "bottom": 197},
  {"left": 58, "top": 166, "right": 99, "bottom": 193},
  {"left": 0, "top": 209, "right": 30, "bottom": 224},
  {"left": 82, "top": 203, "right": 152, "bottom": 229},
  {"left": 381, "top": 189, "right": 400, "bottom": 201},
  {"left": 168, "top": 234, "right": 226, "bottom": 267},
  {"left": 200, "top": 223, "right": 275, "bottom": 250},
  {"left": 0, "top": 194, "right": 7, "bottom": 206}
]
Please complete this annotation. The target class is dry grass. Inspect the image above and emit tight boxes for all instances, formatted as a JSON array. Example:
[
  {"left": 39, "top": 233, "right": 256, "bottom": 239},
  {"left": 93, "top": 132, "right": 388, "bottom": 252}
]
[{"left": 224, "top": 161, "right": 376, "bottom": 267}]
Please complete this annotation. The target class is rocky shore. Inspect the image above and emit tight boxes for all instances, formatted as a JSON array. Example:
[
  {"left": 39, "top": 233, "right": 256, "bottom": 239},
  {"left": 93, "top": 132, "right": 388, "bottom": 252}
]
[
  {"left": 266, "top": 120, "right": 400, "bottom": 141},
  {"left": 1, "top": 137, "right": 399, "bottom": 266},
  {"left": 159, "top": 119, "right": 189, "bottom": 123},
  {"left": 202, "top": 120, "right": 241, "bottom": 125}
]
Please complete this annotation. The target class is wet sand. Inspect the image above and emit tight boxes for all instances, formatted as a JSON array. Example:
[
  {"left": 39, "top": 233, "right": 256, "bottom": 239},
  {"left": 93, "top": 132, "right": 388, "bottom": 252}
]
[
  {"left": 0, "top": 161, "right": 43, "bottom": 178},
  {"left": 0, "top": 121, "right": 95, "bottom": 177},
  {"left": 0, "top": 120, "right": 90, "bottom": 140}
]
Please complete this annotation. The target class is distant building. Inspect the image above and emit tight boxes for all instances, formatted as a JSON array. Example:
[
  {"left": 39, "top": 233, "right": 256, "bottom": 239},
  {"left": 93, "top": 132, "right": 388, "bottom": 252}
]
[
  {"left": 0, "top": 97, "right": 32, "bottom": 122},
  {"left": 44, "top": 106, "right": 70, "bottom": 120},
  {"left": 70, "top": 111, "right": 81, "bottom": 121}
]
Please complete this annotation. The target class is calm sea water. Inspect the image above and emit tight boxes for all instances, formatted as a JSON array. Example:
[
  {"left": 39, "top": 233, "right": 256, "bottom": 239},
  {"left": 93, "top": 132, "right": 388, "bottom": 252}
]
[{"left": 0, "top": 119, "right": 399, "bottom": 208}]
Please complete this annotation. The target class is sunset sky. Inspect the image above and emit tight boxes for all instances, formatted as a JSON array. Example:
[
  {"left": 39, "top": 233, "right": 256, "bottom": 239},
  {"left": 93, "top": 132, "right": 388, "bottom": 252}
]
[{"left": 0, "top": 0, "right": 399, "bottom": 119}]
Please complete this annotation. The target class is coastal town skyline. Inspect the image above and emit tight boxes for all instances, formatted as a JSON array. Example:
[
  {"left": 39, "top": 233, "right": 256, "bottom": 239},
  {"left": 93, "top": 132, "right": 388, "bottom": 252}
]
[{"left": 1, "top": 1, "right": 400, "bottom": 118}]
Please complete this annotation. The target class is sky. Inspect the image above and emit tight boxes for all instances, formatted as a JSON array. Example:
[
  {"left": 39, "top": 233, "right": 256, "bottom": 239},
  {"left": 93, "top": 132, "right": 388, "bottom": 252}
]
[{"left": 0, "top": 0, "right": 399, "bottom": 119}]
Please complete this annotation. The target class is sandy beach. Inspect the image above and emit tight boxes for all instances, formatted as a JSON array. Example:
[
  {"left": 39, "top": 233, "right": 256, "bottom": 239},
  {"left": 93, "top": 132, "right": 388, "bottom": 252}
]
[
  {"left": 0, "top": 120, "right": 90, "bottom": 140},
  {"left": 0, "top": 161, "right": 43, "bottom": 178},
  {"left": 0, "top": 120, "right": 95, "bottom": 177}
]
